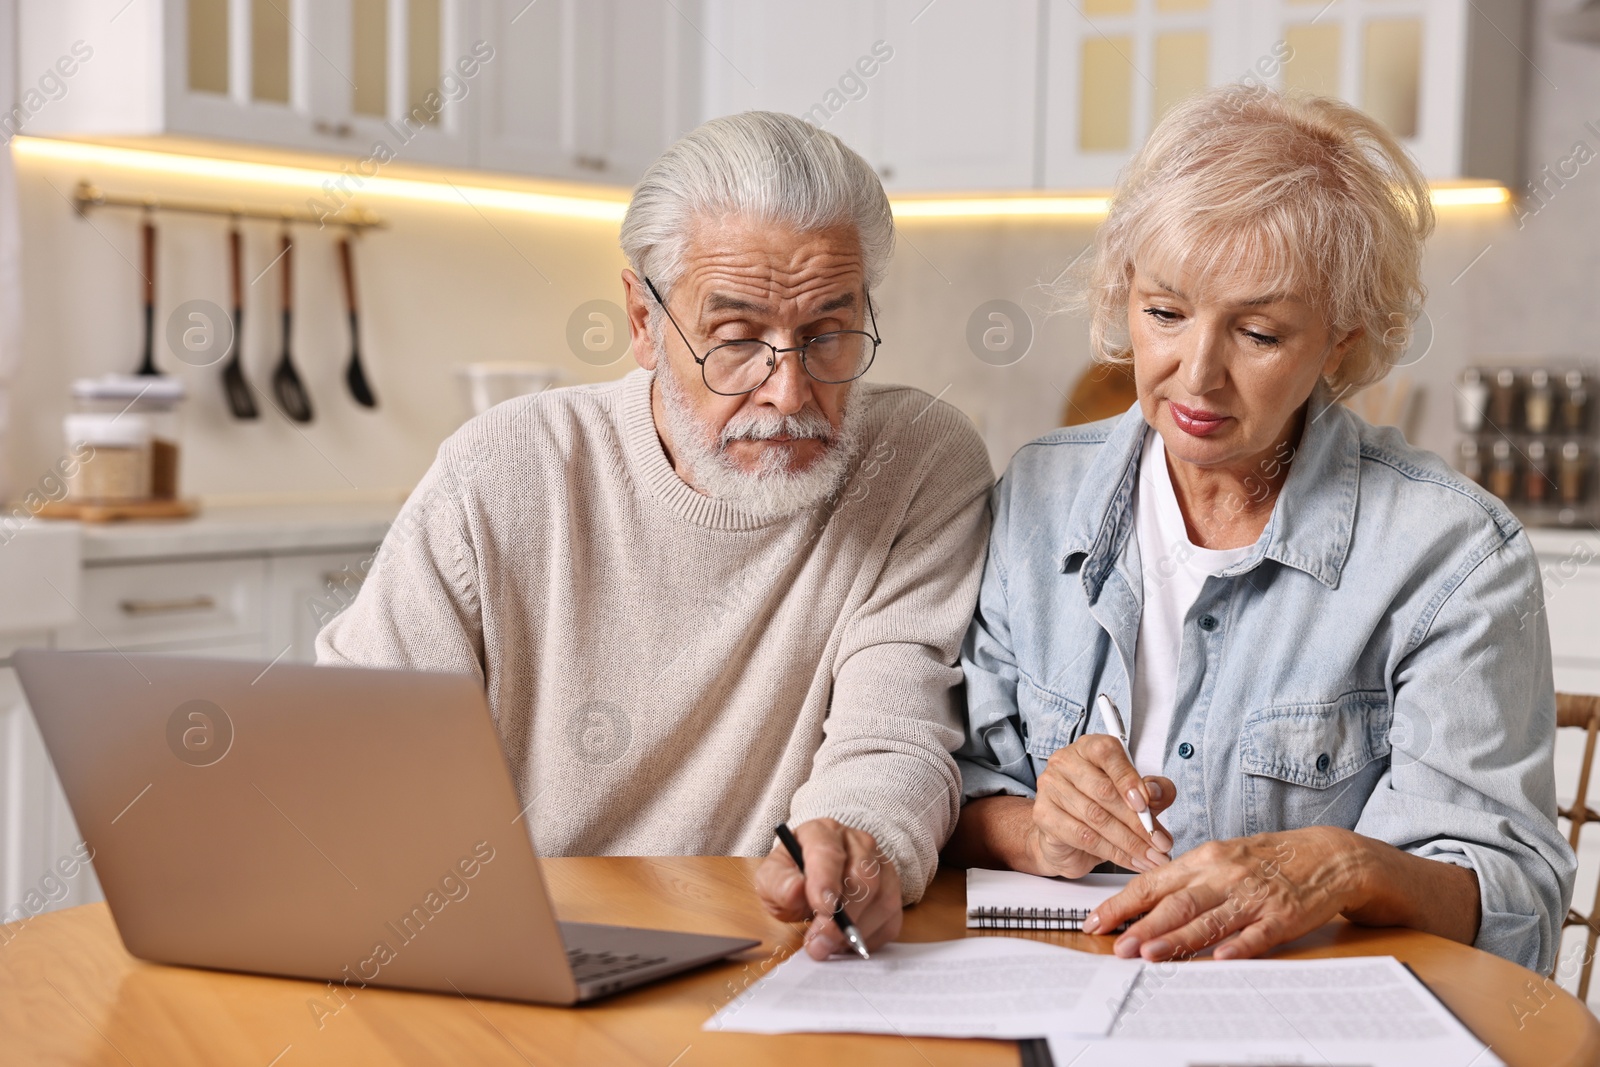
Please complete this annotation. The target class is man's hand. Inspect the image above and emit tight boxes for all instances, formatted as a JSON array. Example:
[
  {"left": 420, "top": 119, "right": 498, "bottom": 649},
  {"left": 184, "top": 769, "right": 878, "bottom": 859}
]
[
  {"left": 754, "top": 818, "right": 901, "bottom": 960},
  {"left": 1027, "top": 734, "right": 1176, "bottom": 878}
]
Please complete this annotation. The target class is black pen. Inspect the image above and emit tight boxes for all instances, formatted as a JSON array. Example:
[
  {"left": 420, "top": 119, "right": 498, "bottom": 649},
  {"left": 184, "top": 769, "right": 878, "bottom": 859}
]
[{"left": 774, "top": 823, "right": 871, "bottom": 960}]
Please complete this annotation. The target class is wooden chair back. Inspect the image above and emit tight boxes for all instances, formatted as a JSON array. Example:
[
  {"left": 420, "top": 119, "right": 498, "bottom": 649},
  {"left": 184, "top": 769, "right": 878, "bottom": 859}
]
[{"left": 1556, "top": 692, "right": 1600, "bottom": 999}]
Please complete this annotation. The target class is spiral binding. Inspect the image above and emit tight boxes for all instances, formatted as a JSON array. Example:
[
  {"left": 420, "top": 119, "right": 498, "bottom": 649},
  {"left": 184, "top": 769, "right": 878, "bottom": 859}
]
[{"left": 967, "top": 906, "right": 1136, "bottom": 932}]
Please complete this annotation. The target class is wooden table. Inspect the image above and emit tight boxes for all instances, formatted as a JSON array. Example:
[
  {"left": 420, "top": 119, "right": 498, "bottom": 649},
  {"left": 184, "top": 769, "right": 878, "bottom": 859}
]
[{"left": 1, "top": 857, "right": 1596, "bottom": 1066}]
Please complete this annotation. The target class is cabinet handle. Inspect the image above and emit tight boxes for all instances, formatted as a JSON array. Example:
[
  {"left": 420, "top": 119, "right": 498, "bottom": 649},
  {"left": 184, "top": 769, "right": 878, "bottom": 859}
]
[
  {"left": 119, "top": 595, "right": 218, "bottom": 617},
  {"left": 573, "top": 154, "right": 609, "bottom": 172},
  {"left": 322, "top": 572, "right": 365, "bottom": 588},
  {"left": 877, "top": 165, "right": 896, "bottom": 181},
  {"left": 314, "top": 120, "right": 355, "bottom": 138}
]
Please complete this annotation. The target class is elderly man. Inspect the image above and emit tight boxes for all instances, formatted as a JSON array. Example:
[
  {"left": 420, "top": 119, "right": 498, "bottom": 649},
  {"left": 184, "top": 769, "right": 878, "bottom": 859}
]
[{"left": 317, "top": 111, "right": 994, "bottom": 957}]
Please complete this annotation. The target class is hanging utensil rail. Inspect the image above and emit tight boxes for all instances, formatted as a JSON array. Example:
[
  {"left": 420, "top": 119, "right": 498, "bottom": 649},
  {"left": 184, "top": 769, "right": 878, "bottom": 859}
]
[{"left": 71, "top": 180, "right": 387, "bottom": 230}]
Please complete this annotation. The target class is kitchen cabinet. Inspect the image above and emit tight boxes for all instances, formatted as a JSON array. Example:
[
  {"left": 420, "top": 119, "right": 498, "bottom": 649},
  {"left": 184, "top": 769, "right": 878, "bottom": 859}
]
[
  {"left": 697, "top": 0, "right": 1041, "bottom": 191},
  {"left": 18, "top": 0, "right": 475, "bottom": 165},
  {"left": 265, "top": 547, "right": 373, "bottom": 664},
  {"left": 698, "top": 0, "right": 888, "bottom": 177},
  {"left": 1042, "top": 0, "right": 1527, "bottom": 189},
  {"left": 1042, "top": 0, "right": 1245, "bottom": 189},
  {"left": 15, "top": 0, "right": 1528, "bottom": 191},
  {"left": 874, "top": 0, "right": 1042, "bottom": 189},
  {"left": 0, "top": 637, "right": 103, "bottom": 922},
  {"left": 0, "top": 509, "right": 387, "bottom": 924},
  {"left": 473, "top": 0, "right": 703, "bottom": 183}
]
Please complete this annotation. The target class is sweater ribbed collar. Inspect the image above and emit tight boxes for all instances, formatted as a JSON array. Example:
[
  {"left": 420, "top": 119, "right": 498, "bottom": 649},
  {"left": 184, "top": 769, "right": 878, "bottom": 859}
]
[{"left": 618, "top": 368, "right": 807, "bottom": 532}]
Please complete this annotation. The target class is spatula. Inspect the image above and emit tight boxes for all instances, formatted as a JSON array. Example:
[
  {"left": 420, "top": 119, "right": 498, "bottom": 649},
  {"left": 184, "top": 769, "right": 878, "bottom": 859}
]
[
  {"left": 221, "top": 224, "right": 258, "bottom": 418},
  {"left": 338, "top": 235, "right": 376, "bottom": 408},
  {"left": 271, "top": 230, "right": 313, "bottom": 423},
  {"left": 135, "top": 216, "right": 158, "bottom": 375}
]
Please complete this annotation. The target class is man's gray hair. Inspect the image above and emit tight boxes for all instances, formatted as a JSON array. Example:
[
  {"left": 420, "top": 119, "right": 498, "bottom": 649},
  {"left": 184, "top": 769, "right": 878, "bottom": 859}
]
[{"left": 620, "top": 111, "right": 895, "bottom": 300}]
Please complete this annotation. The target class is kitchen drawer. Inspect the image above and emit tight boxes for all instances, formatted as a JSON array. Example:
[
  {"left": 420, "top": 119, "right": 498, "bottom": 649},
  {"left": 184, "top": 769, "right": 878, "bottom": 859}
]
[{"left": 56, "top": 558, "right": 268, "bottom": 652}]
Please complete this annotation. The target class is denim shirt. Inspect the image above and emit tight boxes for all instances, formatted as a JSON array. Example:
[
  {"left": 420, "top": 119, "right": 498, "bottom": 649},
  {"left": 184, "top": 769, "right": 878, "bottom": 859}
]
[{"left": 957, "top": 389, "right": 1576, "bottom": 973}]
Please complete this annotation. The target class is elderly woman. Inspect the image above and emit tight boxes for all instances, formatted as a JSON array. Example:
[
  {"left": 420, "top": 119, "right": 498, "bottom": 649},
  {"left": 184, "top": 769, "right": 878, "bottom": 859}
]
[{"left": 946, "top": 85, "right": 1575, "bottom": 972}]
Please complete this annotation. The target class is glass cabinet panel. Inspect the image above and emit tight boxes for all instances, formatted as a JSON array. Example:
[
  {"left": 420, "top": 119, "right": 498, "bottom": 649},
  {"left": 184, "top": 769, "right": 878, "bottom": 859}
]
[
  {"left": 1080, "top": 35, "right": 1134, "bottom": 151},
  {"left": 353, "top": 0, "right": 388, "bottom": 118},
  {"left": 1362, "top": 17, "right": 1421, "bottom": 138},
  {"left": 407, "top": 0, "right": 442, "bottom": 124},
  {"left": 251, "top": 0, "right": 291, "bottom": 104},
  {"left": 187, "top": 0, "right": 229, "bottom": 95},
  {"left": 1281, "top": 21, "right": 1341, "bottom": 97},
  {"left": 1154, "top": 30, "right": 1209, "bottom": 123}
]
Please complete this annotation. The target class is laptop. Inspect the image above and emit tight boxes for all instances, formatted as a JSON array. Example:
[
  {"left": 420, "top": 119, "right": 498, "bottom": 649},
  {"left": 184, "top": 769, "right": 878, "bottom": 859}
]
[{"left": 12, "top": 649, "right": 759, "bottom": 1004}]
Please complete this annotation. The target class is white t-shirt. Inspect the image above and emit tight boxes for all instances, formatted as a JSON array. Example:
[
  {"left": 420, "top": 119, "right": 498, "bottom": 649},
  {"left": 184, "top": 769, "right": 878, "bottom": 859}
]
[{"left": 1129, "top": 431, "right": 1252, "bottom": 776}]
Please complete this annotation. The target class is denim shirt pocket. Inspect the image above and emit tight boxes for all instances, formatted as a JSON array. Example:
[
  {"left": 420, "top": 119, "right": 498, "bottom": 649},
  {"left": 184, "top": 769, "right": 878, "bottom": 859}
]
[
  {"left": 1239, "top": 691, "right": 1392, "bottom": 836},
  {"left": 1018, "top": 673, "right": 1087, "bottom": 769}
]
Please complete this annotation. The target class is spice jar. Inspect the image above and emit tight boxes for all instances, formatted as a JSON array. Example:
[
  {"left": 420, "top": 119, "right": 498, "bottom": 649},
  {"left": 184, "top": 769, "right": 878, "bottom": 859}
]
[
  {"left": 1525, "top": 369, "right": 1554, "bottom": 434},
  {"left": 1488, "top": 369, "right": 1520, "bottom": 431},
  {"left": 1456, "top": 368, "right": 1490, "bottom": 433},
  {"left": 63, "top": 413, "right": 152, "bottom": 501},
  {"left": 69, "top": 375, "right": 185, "bottom": 499},
  {"left": 1487, "top": 439, "right": 1517, "bottom": 501},
  {"left": 1559, "top": 441, "right": 1589, "bottom": 508},
  {"left": 1457, "top": 439, "right": 1484, "bottom": 486},
  {"left": 1563, "top": 370, "right": 1591, "bottom": 435},
  {"left": 1525, "top": 440, "right": 1553, "bottom": 505}
]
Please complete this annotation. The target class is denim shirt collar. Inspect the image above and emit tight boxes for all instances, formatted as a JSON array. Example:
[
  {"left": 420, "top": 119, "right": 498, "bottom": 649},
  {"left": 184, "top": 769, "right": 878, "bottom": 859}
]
[{"left": 1060, "top": 384, "right": 1359, "bottom": 598}]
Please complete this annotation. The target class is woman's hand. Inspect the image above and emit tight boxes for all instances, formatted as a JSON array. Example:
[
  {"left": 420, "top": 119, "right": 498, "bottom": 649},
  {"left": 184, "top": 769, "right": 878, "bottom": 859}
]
[
  {"left": 1027, "top": 734, "right": 1176, "bottom": 877},
  {"left": 1085, "top": 826, "right": 1369, "bottom": 960}
]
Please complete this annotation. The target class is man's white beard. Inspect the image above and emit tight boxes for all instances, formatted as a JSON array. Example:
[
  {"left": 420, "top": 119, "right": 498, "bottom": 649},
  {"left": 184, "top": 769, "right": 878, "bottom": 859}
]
[{"left": 654, "top": 355, "right": 864, "bottom": 521}]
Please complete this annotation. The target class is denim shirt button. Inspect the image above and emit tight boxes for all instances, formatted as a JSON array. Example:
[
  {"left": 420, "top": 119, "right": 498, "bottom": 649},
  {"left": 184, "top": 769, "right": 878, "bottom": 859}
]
[
  {"left": 1316, "top": 752, "right": 1331, "bottom": 773},
  {"left": 1177, "top": 741, "right": 1195, "bottom": 759},
  {"left": 1198, "top": 614, "right": 1219, "bottom": 632}
]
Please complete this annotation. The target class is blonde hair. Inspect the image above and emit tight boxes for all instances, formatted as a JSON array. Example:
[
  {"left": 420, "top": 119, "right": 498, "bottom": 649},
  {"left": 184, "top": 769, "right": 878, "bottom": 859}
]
[{"left": 1071, "top": 84, "right": 1434, "bottom": 393}]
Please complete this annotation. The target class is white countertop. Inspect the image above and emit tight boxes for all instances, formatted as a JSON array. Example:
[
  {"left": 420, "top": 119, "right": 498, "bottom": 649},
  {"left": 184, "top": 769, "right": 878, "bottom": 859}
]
[
  {"left": 71, "top": 499, "right": 401, "bottom": 563},
  {"left": 1527, "top": 526, "right": 1600, "bottom": 559},
  {"left": 24, "top": 497, "right": 1600, "bottom": 564}
]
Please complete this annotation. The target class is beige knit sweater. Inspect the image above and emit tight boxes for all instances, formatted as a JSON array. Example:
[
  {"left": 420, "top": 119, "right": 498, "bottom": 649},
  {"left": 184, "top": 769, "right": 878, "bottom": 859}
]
[{"left": 316, "top": 368, "right": 993, "bottom": 901}]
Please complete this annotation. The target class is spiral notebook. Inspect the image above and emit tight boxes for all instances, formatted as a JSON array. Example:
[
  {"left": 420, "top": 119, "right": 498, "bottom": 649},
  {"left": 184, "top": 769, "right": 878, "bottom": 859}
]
[{"left": 966, "top": 869, "right": 1135, "bottom": 931}]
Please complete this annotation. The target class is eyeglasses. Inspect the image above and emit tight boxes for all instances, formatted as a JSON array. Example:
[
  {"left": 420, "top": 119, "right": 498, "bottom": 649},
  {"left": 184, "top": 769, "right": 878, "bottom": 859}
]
[{"left": 644, "top": 276, "right": 881, "bottom": 397}]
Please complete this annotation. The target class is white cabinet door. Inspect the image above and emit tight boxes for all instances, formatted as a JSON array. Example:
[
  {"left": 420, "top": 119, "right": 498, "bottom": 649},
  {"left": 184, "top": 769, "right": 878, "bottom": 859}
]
[
  {"left": 475, "top": 0, "right": 701, "bottom": 183},
  {"left": 1244, "top": 0, "right": 1525, "bottom": 186},
  {"left": 875, "top": 0, "right": 1042, "bottom": 190},
  {"left": 0, "top": 638, "right": 103, "bottom": 924},
  {"left": 1041, "top": 0, "right": 1525, "bottom": 189},
  {"left": 265, "top": 547, "right": 379, "bottom": 665},
  {"left": 1043, "top": 0, "right": 1250, "bottom": 189},
  {"left": 698, "top": 0, "right": 889, "bottom": 176}
]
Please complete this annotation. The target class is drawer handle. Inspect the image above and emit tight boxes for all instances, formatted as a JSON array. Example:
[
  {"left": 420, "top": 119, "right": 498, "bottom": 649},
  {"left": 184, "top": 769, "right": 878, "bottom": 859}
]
[
  {"left": 323, "top": 571, "right": 365, "bottom": 589},
  {"left": 118, "top": 595, "right": 218, "bottom": 617}
]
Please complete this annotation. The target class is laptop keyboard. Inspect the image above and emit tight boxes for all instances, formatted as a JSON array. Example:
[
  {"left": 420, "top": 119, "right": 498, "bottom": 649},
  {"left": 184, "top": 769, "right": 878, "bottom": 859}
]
[{"left": 566, "top": 946, "right": 670, "bottom": 984}]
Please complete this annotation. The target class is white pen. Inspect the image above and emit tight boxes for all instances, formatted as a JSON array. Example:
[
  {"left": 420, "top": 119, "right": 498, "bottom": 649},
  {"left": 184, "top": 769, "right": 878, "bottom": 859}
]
[{"left": 1095, "top": 693, "right": 1157, "bottom": 837}]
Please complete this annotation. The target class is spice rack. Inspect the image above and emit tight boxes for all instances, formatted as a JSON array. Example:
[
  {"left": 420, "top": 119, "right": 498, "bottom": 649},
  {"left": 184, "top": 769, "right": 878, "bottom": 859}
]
[{"left": 1456, "top": 362, "right": 1598, "bottom": 528}]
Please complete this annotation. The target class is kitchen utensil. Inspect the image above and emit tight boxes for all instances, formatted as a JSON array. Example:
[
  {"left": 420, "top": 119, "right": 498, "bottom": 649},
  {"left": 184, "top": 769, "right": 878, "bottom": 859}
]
[
  {"left": 271, "top": 230, "right": 313, "bottom": 423},
  {"left": 338, "top": 235, "right": 376, "bottom": 408},
  {"left": 221, "top": 224, "right": 258, "bottom": 419},
  {"left": 136, "top": 217, "right": 158, "bottom": 375}
]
